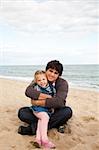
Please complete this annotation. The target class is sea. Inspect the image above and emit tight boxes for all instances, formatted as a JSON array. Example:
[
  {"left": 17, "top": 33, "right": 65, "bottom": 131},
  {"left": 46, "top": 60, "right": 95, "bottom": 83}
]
[{"left": 0, "top": 65, "right": 99, "bottom": 91}]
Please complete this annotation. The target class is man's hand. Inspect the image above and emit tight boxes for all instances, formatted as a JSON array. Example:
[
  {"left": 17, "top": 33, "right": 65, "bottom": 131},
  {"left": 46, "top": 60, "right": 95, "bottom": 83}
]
[
  {"left": 31, "top": 99, "right": 46, "bottom": 107},
  {"left": 31, "top": 99, "right": 36, "bottom": 105},
  {"left": 38, "top": 93, "right": 52, "bottom": 99}
]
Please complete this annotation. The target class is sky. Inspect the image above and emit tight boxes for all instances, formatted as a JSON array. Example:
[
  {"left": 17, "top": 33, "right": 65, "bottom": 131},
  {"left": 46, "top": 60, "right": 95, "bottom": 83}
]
[{"left": 0, "top": 0, "right": 99, "bottom": 65}]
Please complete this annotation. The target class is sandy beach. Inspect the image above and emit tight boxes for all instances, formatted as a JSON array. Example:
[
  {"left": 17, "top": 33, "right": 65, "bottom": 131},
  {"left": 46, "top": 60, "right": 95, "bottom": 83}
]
[{"left": 0, "top": 78, "right": 99, "bottom": 150}]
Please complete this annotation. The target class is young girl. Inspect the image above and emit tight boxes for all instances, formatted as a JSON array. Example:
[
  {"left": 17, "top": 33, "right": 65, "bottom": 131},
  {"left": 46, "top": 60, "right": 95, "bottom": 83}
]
[{"left": 30, "top": 70, "right": 56, "bottom": 149}]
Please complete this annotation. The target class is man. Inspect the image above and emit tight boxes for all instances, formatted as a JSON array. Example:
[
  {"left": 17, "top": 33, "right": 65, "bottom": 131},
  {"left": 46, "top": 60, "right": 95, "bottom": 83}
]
[{"left": 18, "top": 60, "right": 72, "bottom": 135}]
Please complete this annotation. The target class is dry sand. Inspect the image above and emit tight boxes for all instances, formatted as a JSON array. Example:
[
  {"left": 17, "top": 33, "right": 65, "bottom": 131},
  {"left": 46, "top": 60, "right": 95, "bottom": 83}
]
[{"left": 0, "top": 78, "right": 99, "bottom": 150}]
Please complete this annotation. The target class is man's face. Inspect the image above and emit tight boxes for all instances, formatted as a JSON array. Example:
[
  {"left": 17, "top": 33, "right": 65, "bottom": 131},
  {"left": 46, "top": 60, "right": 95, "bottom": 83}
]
[{"left": 46, "top": 68, "right": 59, "bottom": 83}]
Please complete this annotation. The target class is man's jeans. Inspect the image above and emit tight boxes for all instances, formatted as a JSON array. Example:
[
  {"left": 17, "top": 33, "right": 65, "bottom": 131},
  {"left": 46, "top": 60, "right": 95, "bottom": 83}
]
[{"left": 18, "top": 106, "right": 72, "bottom": 135}]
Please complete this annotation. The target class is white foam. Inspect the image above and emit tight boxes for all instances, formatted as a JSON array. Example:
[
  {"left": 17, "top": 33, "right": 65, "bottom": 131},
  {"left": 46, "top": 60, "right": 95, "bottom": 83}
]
[{"left": 0, "top": 75, "right": 32, "bottom": 82}]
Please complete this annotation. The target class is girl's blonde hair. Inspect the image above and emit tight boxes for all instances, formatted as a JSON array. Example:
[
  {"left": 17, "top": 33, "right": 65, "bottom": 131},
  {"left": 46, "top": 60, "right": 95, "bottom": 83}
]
[{"left": 34, "top": 70, "right": 46, "bottom": 82}]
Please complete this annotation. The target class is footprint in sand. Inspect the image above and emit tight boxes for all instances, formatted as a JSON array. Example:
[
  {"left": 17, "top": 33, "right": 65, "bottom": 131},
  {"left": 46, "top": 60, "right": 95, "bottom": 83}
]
[
  {"left": 6, "top": 108, "right": 15, "bottom": 113},
  {"left": 0, "top": 126, "right": 11, "bottom": 132},
  {"left": 92, "top": 142, "right": 99, "bottom": 150},
  {"left": 11, "top": 145, "right": 16, "bottom": 149},
  {"left": 72, "top": 135, "right": 85, "bottom": 144},
  {"left": 81, "top": 116, "right": 97, "bottom": 122}
]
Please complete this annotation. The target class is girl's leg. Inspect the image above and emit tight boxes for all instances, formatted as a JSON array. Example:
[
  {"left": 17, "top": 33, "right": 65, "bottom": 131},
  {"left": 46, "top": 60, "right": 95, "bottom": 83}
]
[
  {"left": 33, "top": 112, "right": 41, "bottom": 148},
  {"left": 39, "top": 112, "right": 49, "bottom": 141},
  {"left": 34, "top": 112, "right": 49, "bottom": 141},
  {"left": 35, "top": 119, "right": 41, "bottom": 141},
  {"left": 34, "top": 112, "right": 56, "bottom": 148}
]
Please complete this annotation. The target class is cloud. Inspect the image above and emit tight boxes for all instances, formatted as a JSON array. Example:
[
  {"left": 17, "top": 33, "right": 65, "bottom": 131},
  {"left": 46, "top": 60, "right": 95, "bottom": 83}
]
[
  {"left": 0, "top": 0, "right": 98, "bottom": 65},
  {"left": 0, "top": 0, "right": 98, "bottom": 34}
]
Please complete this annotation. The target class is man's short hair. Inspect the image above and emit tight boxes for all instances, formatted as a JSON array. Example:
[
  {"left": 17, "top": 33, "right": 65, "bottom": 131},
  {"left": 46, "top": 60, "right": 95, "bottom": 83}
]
[{"left": 46, "top": 60, "right": 63, "bottom": 76}]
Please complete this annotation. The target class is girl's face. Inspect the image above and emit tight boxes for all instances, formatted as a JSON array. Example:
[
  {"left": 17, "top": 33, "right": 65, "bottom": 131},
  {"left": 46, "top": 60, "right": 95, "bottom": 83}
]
[
  {"left": 46, "top": 68, "right": 59, "bottom": 83},
  {"left": 36, "top": 74, "right": 48, "bottom": 87}
]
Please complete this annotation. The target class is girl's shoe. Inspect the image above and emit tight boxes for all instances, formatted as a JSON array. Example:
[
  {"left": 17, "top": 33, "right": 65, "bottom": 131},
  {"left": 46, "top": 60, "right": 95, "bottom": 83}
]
[
  {"left": 42, "top": 140, "right": 56, "bottom": 149},
  {"left": 33, "top": 139, "right": 41, "bottom": 148}
]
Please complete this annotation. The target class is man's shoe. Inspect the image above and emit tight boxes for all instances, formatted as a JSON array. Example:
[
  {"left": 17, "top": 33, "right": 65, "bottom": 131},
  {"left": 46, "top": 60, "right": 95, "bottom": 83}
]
[
  {"left": 18, "top": 126, "right": 33, "bottom": 135},
  {"left": 58, "top": 125, "right": 65, "bottom": 133}
]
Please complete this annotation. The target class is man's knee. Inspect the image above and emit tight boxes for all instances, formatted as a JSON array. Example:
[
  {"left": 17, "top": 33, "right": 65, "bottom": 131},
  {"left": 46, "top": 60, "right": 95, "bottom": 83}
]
[
  {"left": 18, "top": 107, "right": 29, "bottom": 121},
  {"left": 65, "top": 106, "right": 73, "bottom": 119},
  {"left": 18, "top": 107, "right": 22, "bottom": 120}
]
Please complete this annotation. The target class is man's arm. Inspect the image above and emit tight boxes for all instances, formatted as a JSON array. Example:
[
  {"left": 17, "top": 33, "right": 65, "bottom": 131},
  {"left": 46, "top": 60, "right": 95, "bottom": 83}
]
[
  {"left": 45, "top": 78, "right": 68, "bottom": 108},
  {"left": 31, "top": 99, "right": 46, "bottom": 107},
  {"left": 26, "top": 78, "right": 68, "bottom": 109},
  {"left": 26, "top": 81, "right": 52, "bottom": 107},
  {"left": 25, "top": 82, "right": 52, "bottom": 99}
]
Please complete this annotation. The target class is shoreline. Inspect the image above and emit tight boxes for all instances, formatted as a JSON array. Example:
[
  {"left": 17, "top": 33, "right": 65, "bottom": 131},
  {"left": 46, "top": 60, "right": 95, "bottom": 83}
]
[
  {"left": 0, "top": 78, "right": 99, "bottom": 150},
  {"left": 0, "top": 76, "right": 99, "bottom": 93}
]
